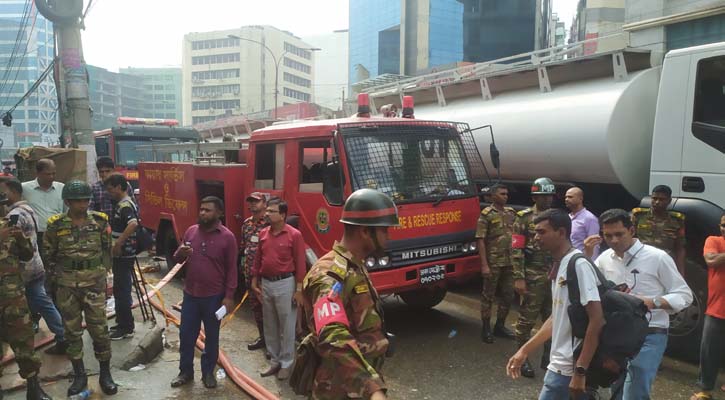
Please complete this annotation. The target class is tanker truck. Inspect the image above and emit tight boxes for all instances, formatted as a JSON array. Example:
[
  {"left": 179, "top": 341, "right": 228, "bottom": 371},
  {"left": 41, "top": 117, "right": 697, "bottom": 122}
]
[{"left": 363, "top": 38, "right": 725, "bottom": 360}]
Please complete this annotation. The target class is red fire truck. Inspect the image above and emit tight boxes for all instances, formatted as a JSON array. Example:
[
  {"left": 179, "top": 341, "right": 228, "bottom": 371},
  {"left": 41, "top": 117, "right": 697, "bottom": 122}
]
[
  {"left": 138, "top": 96, "right": 494, "bottom": 307},
  {"left": 94, "top": 117, "right": 200, "bottom": 188}
]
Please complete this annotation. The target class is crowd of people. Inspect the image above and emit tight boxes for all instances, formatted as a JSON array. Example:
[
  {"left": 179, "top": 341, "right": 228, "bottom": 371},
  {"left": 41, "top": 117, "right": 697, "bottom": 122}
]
[
  {"left": 0, "top": 156, "right": 140, "bottom": 399},
  {"left": 2, "top": 157, "right": 725, "bottom": 400}
]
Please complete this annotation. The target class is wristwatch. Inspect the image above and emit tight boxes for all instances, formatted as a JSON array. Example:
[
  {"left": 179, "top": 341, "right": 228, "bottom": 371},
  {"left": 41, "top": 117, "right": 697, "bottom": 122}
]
[
  {"left": 652, "top": 297, "right": 663, "bottom": 309},
  {"left": 575, "top": 366, "right": 588, "bottom": 376}
]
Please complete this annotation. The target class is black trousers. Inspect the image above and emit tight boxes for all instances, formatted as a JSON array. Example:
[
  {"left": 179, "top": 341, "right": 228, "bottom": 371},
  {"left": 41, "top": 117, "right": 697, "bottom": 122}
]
[{"left": 698, "top": 315, "right": 725, "bottom": 391}]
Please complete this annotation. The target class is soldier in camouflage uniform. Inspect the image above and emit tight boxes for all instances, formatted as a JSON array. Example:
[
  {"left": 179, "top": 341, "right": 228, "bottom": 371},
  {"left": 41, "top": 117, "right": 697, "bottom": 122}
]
[
  {"left": 241, "top": 192, "right": 269, "bottom": 351},
  {"left": 512, "top": 178, "right": 555, "bottom": 378},
  {"left": 476, "top": 183, "right": 516, "bottom": 343},
  {"left": 0, "top": 211, "right": 52, "bottom": 400},
  {"left": 632, "top": 185, "right": 686, "bottom": 276},
  {"left": 43, "top": 181, "right": 118, "bottom": 397},
  {"left": 302, "top": 189, "right": 397, "bottom": 400}
]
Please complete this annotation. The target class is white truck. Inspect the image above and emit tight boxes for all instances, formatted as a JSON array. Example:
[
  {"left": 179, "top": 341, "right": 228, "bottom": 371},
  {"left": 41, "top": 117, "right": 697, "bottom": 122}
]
[{"left": 362, "top": 36, "right": 725, "bottom": 360}]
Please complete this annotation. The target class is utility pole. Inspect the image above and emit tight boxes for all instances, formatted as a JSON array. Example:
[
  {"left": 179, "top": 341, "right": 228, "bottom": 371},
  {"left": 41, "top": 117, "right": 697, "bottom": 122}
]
[{"left": 36, "top": 0, "right": 96, "bottom": 180}]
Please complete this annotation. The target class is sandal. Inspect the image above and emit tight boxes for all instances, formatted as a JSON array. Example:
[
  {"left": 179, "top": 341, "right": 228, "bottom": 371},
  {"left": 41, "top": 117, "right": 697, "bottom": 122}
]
[{"left": 691, "top": 392, "right": 713, "bottom": 400}]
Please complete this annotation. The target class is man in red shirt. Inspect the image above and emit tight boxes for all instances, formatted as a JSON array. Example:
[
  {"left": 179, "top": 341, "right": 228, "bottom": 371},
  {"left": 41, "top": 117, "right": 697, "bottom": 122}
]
[
  {"left": 170, "top": 196, "right": 238, "bottom": 390},
  {"left": 252, "top": 198, "right": 306, "bottom": 380},
  {"left": 692, "top": 213, "right": 725, "bottom": 400}
]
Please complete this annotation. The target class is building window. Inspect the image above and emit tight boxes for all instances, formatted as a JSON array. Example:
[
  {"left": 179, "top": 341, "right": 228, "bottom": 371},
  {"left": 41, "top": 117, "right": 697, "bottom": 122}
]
[
  {"left": 192, "top": 99, "right": 241, "bottom": 111},
  {"left": 192, "top": 53, "right": 240, "bottom": 65},
  {"left": 283, "top": 57, "right": 311, "bottom": 74},
  {"left": 192, "top": 38, "right": 240, "bottom": 50},
  {"left": 192, "top": 84, "right": 241, "bottom": 97},
  {"left": 283, "top": 72, "right": 311, "bottom": 88},
  {"left": 284, "top": 42, "right": 311, "bottom": 60},
  {"left": 378, "top": 27, "right": 400, "bottom": 75},
  {"left": 283, "top": 87, "right": 311, "bottom": 102},
  {"left": 192, "top": 69, "right": 240, "bottom": 81},
  {"left": 667, "top": 14, "right": 725, "bottom": 51},
  {"left": 192, "top": 115, "right": 221, "bottom": 124}
]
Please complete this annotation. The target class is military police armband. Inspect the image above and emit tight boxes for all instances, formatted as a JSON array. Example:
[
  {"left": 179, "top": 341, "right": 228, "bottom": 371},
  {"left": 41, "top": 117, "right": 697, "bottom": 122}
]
[
  {"left": 511, "top": 234, "right": 526, "bottom": 249},
  {"left": 313, "top": 284, "right": 350, "bottom": 334}
]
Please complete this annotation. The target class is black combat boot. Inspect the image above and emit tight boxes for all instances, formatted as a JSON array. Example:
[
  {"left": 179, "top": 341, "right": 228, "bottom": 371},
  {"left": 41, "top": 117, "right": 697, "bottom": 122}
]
[
  {"left": 26, "top": 375, "right": 52, "bottom": 400},
  {"left": 67, "top": 359, "right": 87, "bottom": 396},
  {"left": 99, "top": 360, "right": 118, "bottom": 395},
  {"left": 247, "top": 322, "right": 265, "bottom": 351},
  {"left": 480, "top": 320, "right": 494, "bottom": 344},
  {"left": 44, "top": 340, "right": 67, "bottom": 355},
  {"left": 493, "top": 320, "right": 515, "bottom": 339},
  {"left": 520, "top": 358, "right": 535, "bottom": 378}
]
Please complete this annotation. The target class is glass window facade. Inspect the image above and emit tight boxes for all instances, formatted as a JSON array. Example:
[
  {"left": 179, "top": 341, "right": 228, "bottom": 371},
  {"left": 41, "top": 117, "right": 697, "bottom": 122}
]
[
  {"left": 349, "top": 0, "right": 402, "bottom": 84},
  {"left": 0, "top": 5, "right": 58, "bottom": 147},
  {"left": 667, "top": 13, "right": 725, "bottom": 51},
  {"left": 349, "top": 0, "right": 464, "bottom": 85}
]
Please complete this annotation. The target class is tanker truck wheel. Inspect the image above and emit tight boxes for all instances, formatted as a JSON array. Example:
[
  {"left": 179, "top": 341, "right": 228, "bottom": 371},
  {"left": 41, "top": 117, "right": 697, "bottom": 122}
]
[
  {"left": 666, "top": 258, "right": 707, "bottom": 362},
  {"left": 399, "top": 286, "right": 447, "bottom": 310}
]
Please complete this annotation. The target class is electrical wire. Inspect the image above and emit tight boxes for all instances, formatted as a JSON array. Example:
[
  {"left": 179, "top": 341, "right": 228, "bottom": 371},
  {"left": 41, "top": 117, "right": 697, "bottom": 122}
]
[
  {"left": 2, "top": 59, "right": 54, "bottom": 118},
  {"left": 0, "top": 4, "right": 39, "bottom": 109},
  {"left": 0, "top": 0, "right": 32, "bottom": 101}
]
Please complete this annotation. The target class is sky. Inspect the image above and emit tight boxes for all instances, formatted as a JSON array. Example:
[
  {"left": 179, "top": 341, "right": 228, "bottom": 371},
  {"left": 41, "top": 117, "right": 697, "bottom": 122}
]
[{"left": 82, "top": 0, "right": 581, "bottom": 72}]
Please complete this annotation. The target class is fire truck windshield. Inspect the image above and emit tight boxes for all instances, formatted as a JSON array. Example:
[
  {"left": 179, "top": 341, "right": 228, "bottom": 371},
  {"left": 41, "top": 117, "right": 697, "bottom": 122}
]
[
  {"left": 115, "top": 138, "right": 193, "bottom": 166},
  {"left": 342, "top": 123, "right": 475, "bottom": 203}
]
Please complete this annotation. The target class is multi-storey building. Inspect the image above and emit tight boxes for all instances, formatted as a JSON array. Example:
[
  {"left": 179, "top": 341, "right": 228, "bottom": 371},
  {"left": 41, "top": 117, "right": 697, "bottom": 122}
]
[
  {"left": 87, "top": 65, "right": 148, "bottom": 131},
  {"left": 182, "top": 26, "right": 315, "bottom": 126},
  {"left": 120, "top": 67, "right": 182, "bottom": 122},
  {"left": 0, "top": 1, "right": 58, "bottom": 147}
]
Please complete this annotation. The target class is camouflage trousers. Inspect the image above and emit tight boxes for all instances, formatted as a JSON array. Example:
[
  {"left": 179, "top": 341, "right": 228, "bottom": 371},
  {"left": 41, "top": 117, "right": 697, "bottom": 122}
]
[
  {"left": 481, "top": 265, "right": 514, "bottom": 322},
  {"left": 0, "top": 295, "right": 41, "bottom": 379},
  {"left": 514, "top": 273, "right": 552, "bottom": 347},
  {"left": 56, "top": 281, "right": 111, "bottom": 362},
  {"left": 243, "top": 258, "right": 263, "bottom": 326},
  {"left": 312, "top": 353, "right": 385, "bottom": 400}
]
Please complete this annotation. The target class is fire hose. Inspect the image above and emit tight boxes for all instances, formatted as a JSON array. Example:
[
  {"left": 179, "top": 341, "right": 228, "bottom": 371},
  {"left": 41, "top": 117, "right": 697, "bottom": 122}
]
[{"left": 1, "top": 261, "right": 279, "bottom": 400}]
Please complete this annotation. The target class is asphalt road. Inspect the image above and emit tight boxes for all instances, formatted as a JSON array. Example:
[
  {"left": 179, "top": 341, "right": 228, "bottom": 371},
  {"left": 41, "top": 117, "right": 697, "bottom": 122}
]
[{"left": 3, "top": 262, "right": 720, "bottom": 400}]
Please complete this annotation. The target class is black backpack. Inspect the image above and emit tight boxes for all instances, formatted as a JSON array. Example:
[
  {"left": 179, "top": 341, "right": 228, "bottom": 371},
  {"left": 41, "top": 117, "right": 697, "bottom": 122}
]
[{"left": 566, "top": 253, "right": 650, "bottom": 388}]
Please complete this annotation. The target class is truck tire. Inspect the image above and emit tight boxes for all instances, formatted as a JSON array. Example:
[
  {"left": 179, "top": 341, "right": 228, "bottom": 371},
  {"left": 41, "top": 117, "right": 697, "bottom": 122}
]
[
  {"left": 666, "top": 258, "right": 707, "bottom": 362},
  {"left": 160, "top": 228, "right": 181, "bottom": 276},
  {"left": 399, "top": 286, "right": 447, "bottom": 310}
]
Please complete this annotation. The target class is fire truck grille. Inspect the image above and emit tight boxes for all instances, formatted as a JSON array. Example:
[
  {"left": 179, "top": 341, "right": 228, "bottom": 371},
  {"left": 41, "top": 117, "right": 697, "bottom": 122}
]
[{"left": 338, "top": 121, "right": 481, "bottom": 203}]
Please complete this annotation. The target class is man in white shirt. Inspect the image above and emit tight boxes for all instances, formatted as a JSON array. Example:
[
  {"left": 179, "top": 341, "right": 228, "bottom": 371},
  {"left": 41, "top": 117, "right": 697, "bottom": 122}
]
[
  {"left": 591, "top": 208, "right": 692, "bottom": 400},
  {"left": 21, "top": 159, "right": 65, "bottom": 258},
  {"left": 507, "top": 209, "right": 605, "bottom": 400}
]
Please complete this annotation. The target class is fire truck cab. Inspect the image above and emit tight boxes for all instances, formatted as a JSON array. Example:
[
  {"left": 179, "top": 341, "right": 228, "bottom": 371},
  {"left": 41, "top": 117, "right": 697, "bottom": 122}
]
[{"left": 139, "top": 96, "right": 492, "bottom": 307}]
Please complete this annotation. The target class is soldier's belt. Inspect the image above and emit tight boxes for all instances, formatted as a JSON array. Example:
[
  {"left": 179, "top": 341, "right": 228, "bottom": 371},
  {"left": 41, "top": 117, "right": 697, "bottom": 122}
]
[{"left": 61, "top": 258, "right": 103, "bottom": 270}]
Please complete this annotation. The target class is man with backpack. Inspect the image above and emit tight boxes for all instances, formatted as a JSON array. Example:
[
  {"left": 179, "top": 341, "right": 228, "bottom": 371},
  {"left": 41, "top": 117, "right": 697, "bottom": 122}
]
[
  {"left": 105, "top": 173, "right": 139, "bottom": 341},
  {"left": 506, "top": 209, "right": 605, "bottom": 399},
  {"left": 591, "top": 209, "right": 692, "bottom": 399}
]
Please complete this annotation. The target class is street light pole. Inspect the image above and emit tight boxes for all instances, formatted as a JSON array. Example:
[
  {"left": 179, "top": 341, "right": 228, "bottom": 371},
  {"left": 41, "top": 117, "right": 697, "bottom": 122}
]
[{"left": 228, "top": 34, "right": 319, "bottom": 120}]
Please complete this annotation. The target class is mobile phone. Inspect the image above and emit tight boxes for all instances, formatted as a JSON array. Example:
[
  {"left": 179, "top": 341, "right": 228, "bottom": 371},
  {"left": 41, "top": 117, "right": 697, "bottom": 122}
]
[{"left": 8, "top": 214, "right": 19, "bottom": 226}]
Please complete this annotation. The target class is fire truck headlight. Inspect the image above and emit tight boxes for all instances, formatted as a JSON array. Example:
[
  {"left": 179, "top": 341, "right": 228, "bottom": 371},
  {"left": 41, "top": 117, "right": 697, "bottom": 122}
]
[
  {"left": 462, "top": 244, "right": 470, "bottom": 253},
  {"left": 378, "top": 256, "right": 390, "bottom": 267},
  {"left": 468, "top": 242, "right": 478, "bottom": 252},
  {"left": 365, "top": 257, "right": 377, "bottom": 269}
]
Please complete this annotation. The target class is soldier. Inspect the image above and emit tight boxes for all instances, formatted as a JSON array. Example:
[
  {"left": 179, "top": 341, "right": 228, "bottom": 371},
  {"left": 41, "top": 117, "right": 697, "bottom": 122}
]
[
  {"left": 302, "top": 189, "right": 397, "bottom": 400},
  {"left": 477, "top": 183, "right": 516, "bottom": 343},
  {"left": 241, "top": 192, "right": 268, "bottom": 351},
  {"left": 43, "top": 181, "right": 118, "bottom": 397},
  {"left": 0, "top": 202, "right": 52, "bottom": 400},
  {"left": 632, "top": 185, "right": 686, "bottom": 276},
  {"left": 512, "top": 178, "right": 555, "bottom": 378}
]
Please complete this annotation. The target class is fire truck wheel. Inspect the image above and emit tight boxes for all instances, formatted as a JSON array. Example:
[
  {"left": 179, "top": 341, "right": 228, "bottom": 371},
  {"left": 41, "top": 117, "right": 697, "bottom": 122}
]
[
  {"left": 399, "top": 287, "right": 447, "bottom": 310},
  {"left": 160, "top": 228, "right": 182, "bottom": 277}
]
